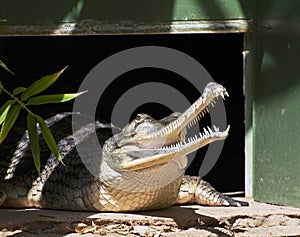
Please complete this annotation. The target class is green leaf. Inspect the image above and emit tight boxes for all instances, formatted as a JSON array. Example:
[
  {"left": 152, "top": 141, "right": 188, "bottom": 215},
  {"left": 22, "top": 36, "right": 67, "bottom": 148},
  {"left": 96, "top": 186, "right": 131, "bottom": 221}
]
[
  {"left": 21, "top": 66, "right": 67, "bottom": 101},
  {"left": 27, "top": 91, "right": 87, "bottom": 106},
  {"left": 0, "top": 100, "right": 15, "bottom": 125},
  {"left": 27, "top": 113, "right": 40, "bottom": 174},
  {"left": 0, "top": 58, "right": 14, "bottom": 75},
  {"left": 0, "top": 104, "right": 21, "bottom": 144},
  {"left": 13, "top": 87, "right": 27, "bottom": 96},
  {"left": 35, "top": 115, "right": 63, "bottom": 164}
]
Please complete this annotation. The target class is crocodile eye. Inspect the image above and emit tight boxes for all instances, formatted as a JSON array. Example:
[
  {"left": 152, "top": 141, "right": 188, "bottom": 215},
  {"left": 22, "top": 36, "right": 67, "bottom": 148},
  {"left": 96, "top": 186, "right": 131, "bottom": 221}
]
[
  {"left": 124, "top": 131, "right": 136, "bottom": 138},
  {"left": 135, "top": 114, "right": 143, "bottom": 123}
]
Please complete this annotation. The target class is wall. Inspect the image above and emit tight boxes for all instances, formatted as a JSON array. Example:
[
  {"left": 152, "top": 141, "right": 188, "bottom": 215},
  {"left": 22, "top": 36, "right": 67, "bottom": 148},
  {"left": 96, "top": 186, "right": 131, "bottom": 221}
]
[{"left": 253, "top": 0, "right": 300, "bottom": 207}]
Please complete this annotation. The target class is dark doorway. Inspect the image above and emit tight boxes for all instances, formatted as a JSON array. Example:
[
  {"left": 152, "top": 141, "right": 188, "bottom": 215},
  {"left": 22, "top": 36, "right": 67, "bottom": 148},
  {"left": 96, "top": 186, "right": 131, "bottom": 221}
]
[{"left": 0, "top": 34, "right": 244, "bottom": 193}]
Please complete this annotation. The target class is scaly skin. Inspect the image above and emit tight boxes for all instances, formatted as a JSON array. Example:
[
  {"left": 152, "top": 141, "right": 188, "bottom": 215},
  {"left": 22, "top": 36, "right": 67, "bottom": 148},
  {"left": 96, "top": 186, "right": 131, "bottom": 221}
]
[{"left": 0, "top": 83, "right": 248, "bottom": 211}]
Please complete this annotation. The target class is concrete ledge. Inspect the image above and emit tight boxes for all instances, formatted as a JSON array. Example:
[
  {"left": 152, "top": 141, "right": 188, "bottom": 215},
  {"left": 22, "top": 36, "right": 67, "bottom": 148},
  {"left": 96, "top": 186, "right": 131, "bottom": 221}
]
[{"left": 1, "top": 200, "right": 300, "bottom": 236}]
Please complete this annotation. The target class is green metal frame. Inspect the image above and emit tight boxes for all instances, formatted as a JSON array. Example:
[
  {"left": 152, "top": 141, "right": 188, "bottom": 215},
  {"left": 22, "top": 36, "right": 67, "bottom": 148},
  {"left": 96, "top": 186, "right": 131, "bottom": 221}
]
[{"left": 0, "top": 0, "right": 252, "bottom": 35}]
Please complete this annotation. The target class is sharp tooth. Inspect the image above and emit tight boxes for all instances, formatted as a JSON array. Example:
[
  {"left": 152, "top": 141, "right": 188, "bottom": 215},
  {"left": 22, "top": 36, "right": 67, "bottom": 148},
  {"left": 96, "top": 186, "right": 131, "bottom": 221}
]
[
  {"left": 171, "top": 124, "right": 175, "bottom": 131},
  {"left": 213, "top": 125, "right": 219, "bottom": 132},
  {"left": 199, "top": 132, "right": 203, "bottom": 138},
  {"left": 211, "top": 100, "right": 216, "bottom": 107},
  {"left": 193, "top": 119, "right": 197, "bottom": 125},
  {"left": 225, "top": 91, "right": 229, "bottom": 97},
  {"left": 190, "top": 120, "right": 194, "bottom": 127},
  {"left": 194, "top": 134, "right": 198, "bottom": 141},
  {"left": 208, "top": 127, "right": 212, "bottom": 133},
  {"left": 221, "top": 93, "right": 225, "bottom": 100},
  {"left": 204, "top": 128, "right": 209, "bottom": 135}
]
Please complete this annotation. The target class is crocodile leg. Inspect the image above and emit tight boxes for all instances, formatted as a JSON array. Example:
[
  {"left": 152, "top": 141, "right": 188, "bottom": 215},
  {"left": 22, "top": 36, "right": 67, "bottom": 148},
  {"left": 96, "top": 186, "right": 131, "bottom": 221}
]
[{"left": 176, "top": 175, "right": 248, "bottom": 207}]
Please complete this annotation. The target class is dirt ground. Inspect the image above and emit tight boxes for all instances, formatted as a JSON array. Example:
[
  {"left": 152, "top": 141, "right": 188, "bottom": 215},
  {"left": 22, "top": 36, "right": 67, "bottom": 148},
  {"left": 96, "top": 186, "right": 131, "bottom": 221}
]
[{"left": 1, "top": 199, "right": 300, "bottom": 237}]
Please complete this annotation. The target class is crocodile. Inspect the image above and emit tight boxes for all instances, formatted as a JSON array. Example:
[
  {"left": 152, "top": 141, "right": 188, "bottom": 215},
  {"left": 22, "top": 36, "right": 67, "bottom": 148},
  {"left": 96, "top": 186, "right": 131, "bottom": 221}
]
[{"left": 0, "top": 82, "right": 247, "bottom": 212}]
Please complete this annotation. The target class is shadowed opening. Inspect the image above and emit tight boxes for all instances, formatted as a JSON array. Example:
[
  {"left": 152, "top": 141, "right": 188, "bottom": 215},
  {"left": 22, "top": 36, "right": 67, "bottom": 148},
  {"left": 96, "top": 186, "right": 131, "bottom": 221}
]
[{"left": 0, "top": 33, "right": 244, "bottom": 194}]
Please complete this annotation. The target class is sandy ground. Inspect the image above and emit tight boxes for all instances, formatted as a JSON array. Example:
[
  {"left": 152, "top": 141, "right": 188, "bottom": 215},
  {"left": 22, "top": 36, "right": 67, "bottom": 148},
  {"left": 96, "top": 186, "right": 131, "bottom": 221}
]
[{"left": 1, "top": 199, "right": 300, "bottom": 236}]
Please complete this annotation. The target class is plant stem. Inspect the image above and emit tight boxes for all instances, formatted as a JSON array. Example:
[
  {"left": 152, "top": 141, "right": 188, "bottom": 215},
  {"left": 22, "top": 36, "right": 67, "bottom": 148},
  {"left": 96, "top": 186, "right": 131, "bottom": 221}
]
[{"left": 0, "top": 82, "right": 34, "bottom": 116}]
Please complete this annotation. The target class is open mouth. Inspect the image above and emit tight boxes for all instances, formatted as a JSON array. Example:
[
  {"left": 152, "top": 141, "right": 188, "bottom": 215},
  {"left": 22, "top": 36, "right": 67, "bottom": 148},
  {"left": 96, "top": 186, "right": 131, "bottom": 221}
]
[
  {"left": 151, "top": 82, "right": 230, "bottom": 152},
  {"left": 111, "top": 82, "right": 230, "bottom": 171}
]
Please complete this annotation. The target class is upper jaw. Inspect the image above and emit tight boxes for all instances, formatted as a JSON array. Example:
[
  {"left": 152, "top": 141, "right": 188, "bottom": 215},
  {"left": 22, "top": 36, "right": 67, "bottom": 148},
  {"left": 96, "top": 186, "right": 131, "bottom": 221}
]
[
  {"left": 144, "top": 82, "right": 229, "bottom": 141},
  {"left": 127, "top": 82, "right": 229, "bottom": 150}
]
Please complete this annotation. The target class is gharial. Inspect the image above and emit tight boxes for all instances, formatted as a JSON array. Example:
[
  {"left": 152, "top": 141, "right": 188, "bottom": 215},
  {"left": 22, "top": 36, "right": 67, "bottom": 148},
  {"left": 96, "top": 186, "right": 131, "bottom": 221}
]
[{"left": 0, "top": 82, "right": 248, "bottom": 212}]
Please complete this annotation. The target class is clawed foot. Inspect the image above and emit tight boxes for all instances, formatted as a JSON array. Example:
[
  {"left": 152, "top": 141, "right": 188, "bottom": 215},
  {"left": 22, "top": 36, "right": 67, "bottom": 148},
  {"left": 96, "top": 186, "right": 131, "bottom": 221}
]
[{"left": 176, "top": 175, "right": 249, "bottom": 207}]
